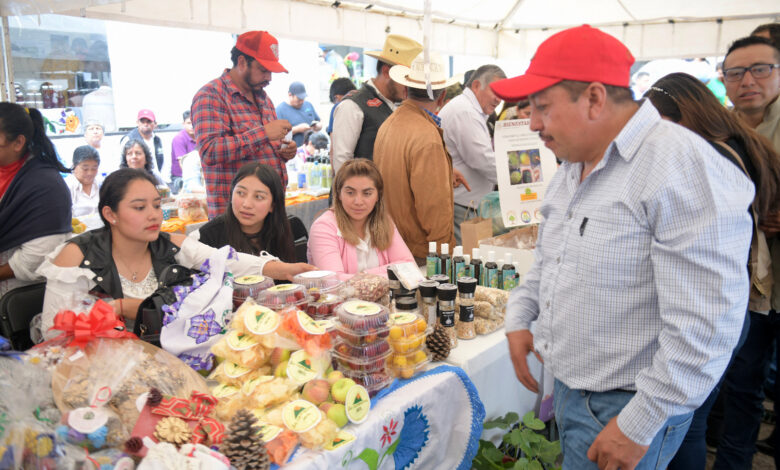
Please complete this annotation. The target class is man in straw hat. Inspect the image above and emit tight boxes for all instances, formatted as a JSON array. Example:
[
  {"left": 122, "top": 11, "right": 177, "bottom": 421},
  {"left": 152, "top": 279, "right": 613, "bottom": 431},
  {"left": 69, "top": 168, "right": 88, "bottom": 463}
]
[
  {"left": 331, "top": 34, "right": 422, "bottom": 174},
  {"left": 373, "top": 51, "right": 461, "bottom": 262},
  {"left": 498, "top": 25, "right": 754, "bottom": 469}
]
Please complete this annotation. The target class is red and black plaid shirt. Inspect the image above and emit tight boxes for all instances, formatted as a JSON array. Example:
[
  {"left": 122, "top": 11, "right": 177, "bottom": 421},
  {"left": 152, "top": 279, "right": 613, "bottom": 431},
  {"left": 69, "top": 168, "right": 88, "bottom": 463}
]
[{"left": 191, "top": 69, "right": 287, "bottom": 218}]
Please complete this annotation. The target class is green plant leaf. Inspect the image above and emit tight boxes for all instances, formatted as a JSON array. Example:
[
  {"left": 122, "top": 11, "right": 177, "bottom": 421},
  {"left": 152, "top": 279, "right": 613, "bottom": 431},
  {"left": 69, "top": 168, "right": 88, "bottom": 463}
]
[
  {"left": 485, "top": 420, "right": 511, "bottom": 430},
  {"left": 528, "top": 460, "right": 543, "bottom": 470},
  {"left": 483, "top": 445, "right": 505, "bottom": 463},
  {"left": 356, "top": 448, "right": 379, "bottom": 470},
  {"left": 522, "top": 428, "right": 542, "bottom": 444},
  {"left": 504, "top": 412, "right": 520, "bottom": 425},
  {"left": 522, "top": 411, "right": 546, "bottom": 431},
  {"left": 512, "top": 458, "right": 529, "bottom": 470},
  {"left": 538, "top": 440, "right": 562, "bottom": 464}
]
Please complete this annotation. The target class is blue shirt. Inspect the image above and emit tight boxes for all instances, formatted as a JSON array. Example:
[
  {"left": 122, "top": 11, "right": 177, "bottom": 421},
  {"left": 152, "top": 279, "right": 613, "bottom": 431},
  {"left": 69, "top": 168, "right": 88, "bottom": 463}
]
[
  {"left": 506, "top": 100, "right": 755, "bottom": 445},
  {"left": 276, "top": 101, "right": 321, "bottom": 146}
]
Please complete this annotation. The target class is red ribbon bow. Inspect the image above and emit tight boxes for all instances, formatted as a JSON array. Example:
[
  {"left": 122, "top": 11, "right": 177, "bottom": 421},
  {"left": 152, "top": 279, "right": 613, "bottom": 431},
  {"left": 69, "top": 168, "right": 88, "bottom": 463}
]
[
  {"left": 151, "top": 391, "right": 225, "bottom": 445},
  {"left": 51, "top": 300, "right": 137, "bottom": 348}
]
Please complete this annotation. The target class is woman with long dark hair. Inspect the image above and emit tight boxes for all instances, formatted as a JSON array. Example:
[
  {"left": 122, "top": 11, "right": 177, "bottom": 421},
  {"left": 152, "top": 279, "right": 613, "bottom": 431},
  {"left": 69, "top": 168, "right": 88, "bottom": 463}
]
[
  {"left": 191, "top": 163, "right": 296, "bottom": 261},
  {"left": 120, "top": 138, "right": 167, "bottom": 187},
  {"left": 0, "top": 103, "right": 71, "bottom": 298},
  {"left": 37, "top": 168, "right": 315, "bottom": 339},
  {"left": 646, "top": 72, "right": 780, "bottom": 470}
]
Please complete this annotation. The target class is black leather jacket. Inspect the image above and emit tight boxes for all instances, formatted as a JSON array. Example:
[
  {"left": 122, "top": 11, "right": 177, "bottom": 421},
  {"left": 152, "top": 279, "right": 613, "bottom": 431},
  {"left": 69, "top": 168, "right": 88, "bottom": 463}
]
[{"left": 69, "top": 227, "right": 180, "bottom": 298}]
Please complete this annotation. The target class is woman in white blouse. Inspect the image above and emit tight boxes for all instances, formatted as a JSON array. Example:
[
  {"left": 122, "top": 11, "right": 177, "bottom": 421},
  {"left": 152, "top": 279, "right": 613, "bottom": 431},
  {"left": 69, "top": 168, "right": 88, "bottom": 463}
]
[
  {"left": 38, "top": 168, "right": 315, "bottom": 340},
  {"left": 64, "top": 145, "right": 101, "bottom": 217}
]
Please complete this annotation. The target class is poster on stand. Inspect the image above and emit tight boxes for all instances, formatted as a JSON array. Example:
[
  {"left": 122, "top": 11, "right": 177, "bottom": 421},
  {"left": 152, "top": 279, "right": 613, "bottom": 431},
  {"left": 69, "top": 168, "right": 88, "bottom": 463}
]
[{"left": 493, "top": 119, "right": 558, "bottom": 227}]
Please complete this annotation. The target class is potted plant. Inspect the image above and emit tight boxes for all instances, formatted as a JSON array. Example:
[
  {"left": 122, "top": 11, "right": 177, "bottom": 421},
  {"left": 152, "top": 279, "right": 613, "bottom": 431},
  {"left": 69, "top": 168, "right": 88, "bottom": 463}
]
[{"left": 472, "top": 411, "right": 561, "bottom": 470}]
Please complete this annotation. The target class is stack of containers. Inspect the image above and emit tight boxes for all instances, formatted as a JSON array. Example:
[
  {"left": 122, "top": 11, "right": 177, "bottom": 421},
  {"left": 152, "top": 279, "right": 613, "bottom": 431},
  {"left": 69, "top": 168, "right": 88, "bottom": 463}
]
[
  {"left": 232, "top": 275, "right": 275, "bottom": 309},
  {"left": 293, "top": 271, "right": 345, "bottom": 320},
  {"left": 332, "top": 300, "right": 393, "bottom": 396},
  {"left": 256, "top": 284, "right": 311, "bottom": 313},
  {"left": 386, "top": 297, "right": 431, "bottom": 379}
]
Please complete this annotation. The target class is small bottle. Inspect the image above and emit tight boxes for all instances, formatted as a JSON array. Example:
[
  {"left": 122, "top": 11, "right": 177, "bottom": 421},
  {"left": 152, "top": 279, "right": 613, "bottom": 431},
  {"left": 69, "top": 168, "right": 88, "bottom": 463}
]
[
  {"left": 456, "top": 277, "right": 477, "bottom": 340},
  {"left": 463, "top": 254, "right": 473, "bottom": 278},
  {"left": 485, "top": 251, "right": 499, "bottom": 288},
  {"left": 501, "top": 253, "right": 517, "bottom": 290},
  {"left": 471, "top": 248, "right": 483, "bottom": 286},
  {"left": 513, "top": 261, "right": 524, "bottom": 286},
  {"left": 418, "top": 280, "right": 439, "bottom": 328},
  {"left": 387, "top": 266, "right": 401, "bottom": 305},
  {"left": 426, "top": 242, "right": 439, "bottom": 277},
  {"left": 436, "top": 283, "right": 458, "bottom": 349},
  {"left": 452, "top": 246, "right": 466, "bottom": 283},
  {"left": 497, "top": 259, "right": 504, "bottom": 289},
  {"left": 439, "top": 243, "right": 451, "bottom": 282}
]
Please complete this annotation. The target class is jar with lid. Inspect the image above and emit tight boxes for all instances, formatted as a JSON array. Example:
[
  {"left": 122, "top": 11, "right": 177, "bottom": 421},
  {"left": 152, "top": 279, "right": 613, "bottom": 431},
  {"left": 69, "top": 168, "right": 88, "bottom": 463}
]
[
  {"left": 436, "top": 283, "right": 458, "bottom": 349},
  {"left": 430, "top": 274, "right": 450, "bottom": 284},
  {"left": 387, "top": 266, "right": 401, "bottom": 303},
  {"left": 418, "top": 280, "right": 438, "bottom": 329},
  {"left": 456, "top": 277, "right": 477, "bottom": 340},
  {"left": 394, "top": 296, "right": 419, "bottom": 317}
]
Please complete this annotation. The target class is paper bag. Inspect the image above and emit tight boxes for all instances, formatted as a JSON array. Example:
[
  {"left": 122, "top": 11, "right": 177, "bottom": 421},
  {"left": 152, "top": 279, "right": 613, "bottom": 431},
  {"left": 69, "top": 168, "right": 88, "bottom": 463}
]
[{"left": 460, "top": 216, "right": 493, "bottom": 258}]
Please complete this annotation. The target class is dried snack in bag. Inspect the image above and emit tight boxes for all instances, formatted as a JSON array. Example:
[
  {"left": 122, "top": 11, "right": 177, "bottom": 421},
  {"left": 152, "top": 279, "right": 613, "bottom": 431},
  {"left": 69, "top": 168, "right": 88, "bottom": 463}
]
[
  {"left": 341, "top": 272, "right": 389, "bottom": 303},
  {"left": 278, "top": 308, "right": 332, "bottom": 356}
]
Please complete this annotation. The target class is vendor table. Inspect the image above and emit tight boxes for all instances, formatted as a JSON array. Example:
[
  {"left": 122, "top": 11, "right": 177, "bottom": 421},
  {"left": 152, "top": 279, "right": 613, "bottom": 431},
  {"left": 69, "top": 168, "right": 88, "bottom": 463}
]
[
  {"left": 282, "top": 365, "right": 484, "bottom": 470},
  {"left": 285, "top": 194, "right": 329, "bottom": 232}
]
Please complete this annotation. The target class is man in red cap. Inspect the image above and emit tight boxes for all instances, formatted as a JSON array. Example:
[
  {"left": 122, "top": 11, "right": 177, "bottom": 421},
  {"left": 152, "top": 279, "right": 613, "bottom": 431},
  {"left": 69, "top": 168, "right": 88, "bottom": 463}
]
[
  {"left": 191, "top": 31, "right": 296, "bottom": 218},
  {"left": 498, "top": 25, "right": 754, "bottom": 470}
]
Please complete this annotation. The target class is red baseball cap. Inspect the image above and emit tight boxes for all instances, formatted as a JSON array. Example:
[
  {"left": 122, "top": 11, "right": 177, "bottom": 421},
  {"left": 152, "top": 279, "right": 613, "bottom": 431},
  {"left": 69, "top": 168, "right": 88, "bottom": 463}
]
[
  {"left": 235, "top": 31, "right": 288, "bottom": 73},
  {"left": 137, "top": 109, "right": 156, "bottom": 121},
  {"left": 491, "top": 25, "right": 635, "bottom": 101}
]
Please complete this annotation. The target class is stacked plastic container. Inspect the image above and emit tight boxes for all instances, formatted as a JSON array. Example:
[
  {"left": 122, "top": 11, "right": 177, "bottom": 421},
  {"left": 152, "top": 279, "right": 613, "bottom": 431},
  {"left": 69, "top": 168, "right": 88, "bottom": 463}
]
[
  {"left": 386, "top": 297, "right": 431, "bottom": 379},
  {"left": 256, "top": 284, "right": 311, "bottom": 312},
  {"left": 293, "top": 271, "right": 344, "bottom": 320},
  {"left": 332, "top": 300, "right": 393, "bottom": 396},
  {"left": 232, "top": 275, "right": 275, "bottom": 309}
]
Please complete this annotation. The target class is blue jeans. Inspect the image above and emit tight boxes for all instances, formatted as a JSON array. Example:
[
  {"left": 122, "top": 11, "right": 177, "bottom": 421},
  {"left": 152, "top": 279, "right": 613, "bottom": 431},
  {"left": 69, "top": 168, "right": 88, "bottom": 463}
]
[
  {"left": 668, "top": 309, "right": 750, "bottom": 470},
  {"left": 713, "top": 310, "right": 780, "bottom": 470},
  {"left": 554, "top": 379, "right": 693, "bottom": 470}
]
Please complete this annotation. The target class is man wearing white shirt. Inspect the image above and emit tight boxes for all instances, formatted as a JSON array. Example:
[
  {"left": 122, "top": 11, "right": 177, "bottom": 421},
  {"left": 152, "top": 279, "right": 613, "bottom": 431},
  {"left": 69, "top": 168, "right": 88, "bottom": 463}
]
[{"left": 439, "top": 65, "right": 506, "bottom": 244}]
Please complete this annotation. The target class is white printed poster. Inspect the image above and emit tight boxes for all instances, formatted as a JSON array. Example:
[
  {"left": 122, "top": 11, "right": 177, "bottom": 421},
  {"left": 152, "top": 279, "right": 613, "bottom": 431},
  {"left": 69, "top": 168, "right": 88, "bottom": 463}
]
[{"left": 493, "top": 119, "right": 558, "bottom": 227}]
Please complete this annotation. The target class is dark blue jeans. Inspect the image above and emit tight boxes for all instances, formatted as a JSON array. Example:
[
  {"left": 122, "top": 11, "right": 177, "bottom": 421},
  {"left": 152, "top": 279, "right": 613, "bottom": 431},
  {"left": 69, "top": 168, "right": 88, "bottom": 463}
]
[
  {"left": 667, "top": 310, "right": 750, "bottom": 470},
  {"left": 713, "top": 310, "right": 780, "bottom": 470}
]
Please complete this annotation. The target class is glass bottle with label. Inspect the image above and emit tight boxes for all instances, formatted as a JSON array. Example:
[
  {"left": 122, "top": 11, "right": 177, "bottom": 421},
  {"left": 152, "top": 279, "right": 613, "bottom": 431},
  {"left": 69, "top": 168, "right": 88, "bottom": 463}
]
[
  {"left": 426, "top": 241, "right": 439, "bottom": 277},
  {"left": 418, "top": 280, "right": 439, "bottom": 327},
  {"left": 501, "top": 253, "right": 517, "bottom": 290},
  {"left": 471, "top": 248, "right": 483, "bottom": 286},
  {"left": 456, "top": 277, "right": 477, "bottom": 339},
  {"left": 452, "top": 246, "right": 466, "bottom": 283},
  {"left": 463, "top": 254, "right": 472, "bottom": 278},
  {"left": 436, "top": 283, "right": 458, "bottom": 349},
  {"left": 439, "top": 243, "right": 451, "bottom": 282},
  {"left": 485, "top": 251, "right": 499, "bottom": 288}
]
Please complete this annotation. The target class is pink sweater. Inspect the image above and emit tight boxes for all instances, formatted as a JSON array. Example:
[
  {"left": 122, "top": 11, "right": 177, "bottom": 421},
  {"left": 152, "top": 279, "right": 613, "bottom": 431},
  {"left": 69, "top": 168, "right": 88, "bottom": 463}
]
[{"left": 307, "top": 210, "right": 415, "bottom": 279}]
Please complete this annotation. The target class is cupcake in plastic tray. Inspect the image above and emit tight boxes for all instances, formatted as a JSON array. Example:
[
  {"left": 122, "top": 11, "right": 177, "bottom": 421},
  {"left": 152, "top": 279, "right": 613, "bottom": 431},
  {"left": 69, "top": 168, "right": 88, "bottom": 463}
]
[
  {"left": 334, "top": 322, "right": 390, "bottom": 346},
  {"left": 334, "top": 346, "right": 391, "bottom": 373},
  {"left": 293, "top": 270, "right": 343, "bottom": 299},
  {"left": 305, "top": 293, "right": 344, "bottom": 319},
  {"left": 233, "top": 275, "right": 275, "bottom": 309},
  {"left": 256, "top": 284, "right": 310, "bottom": 311},
  {"left": 335, "top": 300, "right": 390, "bottom": 332},
  {"left": 342, "top": 369, "right": 393, "bottom": 397},
  {"left": 333, "top": 338, "right": 390, "bottom": 359},
  {"left": 387, "top": 349, "right": 431, "bottom": 379}
]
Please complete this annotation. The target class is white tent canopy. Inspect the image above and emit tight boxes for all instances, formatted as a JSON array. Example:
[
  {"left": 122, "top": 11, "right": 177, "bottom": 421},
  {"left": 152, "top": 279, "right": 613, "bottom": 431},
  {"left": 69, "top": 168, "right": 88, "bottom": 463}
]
[{"left": 2, "top": 0, "right": 778, "bottom": 60}]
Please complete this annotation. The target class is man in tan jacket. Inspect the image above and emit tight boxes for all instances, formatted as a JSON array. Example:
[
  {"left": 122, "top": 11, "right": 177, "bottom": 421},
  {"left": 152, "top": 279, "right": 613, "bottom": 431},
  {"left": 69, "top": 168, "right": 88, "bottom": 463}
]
[{"left": 374, "top": 52, "right": 461, "bottom": 261}]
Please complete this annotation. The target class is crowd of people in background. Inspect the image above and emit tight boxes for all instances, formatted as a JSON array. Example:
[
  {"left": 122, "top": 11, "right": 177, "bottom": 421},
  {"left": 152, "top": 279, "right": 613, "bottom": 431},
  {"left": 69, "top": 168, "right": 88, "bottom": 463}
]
[{"left": 1, "top": 20, "right": 780, "bottom": 470}]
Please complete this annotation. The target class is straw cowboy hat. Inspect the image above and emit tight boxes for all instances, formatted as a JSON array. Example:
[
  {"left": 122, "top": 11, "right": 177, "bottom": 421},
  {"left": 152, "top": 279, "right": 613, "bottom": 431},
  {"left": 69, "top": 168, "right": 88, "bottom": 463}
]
[
  {"left": 389, "top": 51, "right": 461, "bottom": 90},
  {"left": 365, "top": 34, "right": 424, "bottom": 67}
]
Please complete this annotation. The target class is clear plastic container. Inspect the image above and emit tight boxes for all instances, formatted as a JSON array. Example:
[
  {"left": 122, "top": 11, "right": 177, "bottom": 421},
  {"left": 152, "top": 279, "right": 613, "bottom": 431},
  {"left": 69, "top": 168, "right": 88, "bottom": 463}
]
[
  {"left": 257, "top": 284, "right": 310, "bottom": 311},
  {"left": 335, "top": 300, "right": 390, "bottom": 331},
  {"left": 233, "top": 274, "right": 275, "bottom": 309},
  {"left": 305, "top": 293, "right": 344, "bottom": 320},
  {"left": 386, "top": 349, "right": 430, "bottom": 379},
  {"left": 341, "top": 370, "right": 393, "bottom": 397},
  {"left": 334, "top": 323, "right": 390, "bottom": 346},
  {"left": 177, "top": 193, "right": 207, "bottom": 222},
  {"left": 293, "top": 271, "right": 343, "bottom": 299},
  {"left": 333, "top": 338, "right": 391, "bottom": 358},
  {"left": 333, "top": 343, "right": 392, "bottom": 373}
]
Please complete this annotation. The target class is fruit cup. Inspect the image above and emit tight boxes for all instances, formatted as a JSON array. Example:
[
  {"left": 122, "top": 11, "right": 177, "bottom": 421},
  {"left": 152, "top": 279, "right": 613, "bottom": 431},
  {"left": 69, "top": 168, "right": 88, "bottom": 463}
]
[
  {"left": 257, "top": 284, "right": 310, "bottom": 312},
  {"left": 387, "top": 312, "right": 430, "bottom": 353},
  {"left": 335, "top": 300, "right": 390, "bottom": 332},
  {"left": 306, "top": 293, "right": 344, "bottom": 320},
  {"left": 233, "top": 274, "right": 275, "bottom": 310},
  {"left": 333, "top": 346, "right": 391, "bottom": 373},
  {"left": 386, "top": 349, "right": 431, "bottom": 379},
  {"left": 334, "top": 323, "right": 390, "bottom": 346},
  {"left": 333, "top": 338, "right": 390, "bottom": 358}
]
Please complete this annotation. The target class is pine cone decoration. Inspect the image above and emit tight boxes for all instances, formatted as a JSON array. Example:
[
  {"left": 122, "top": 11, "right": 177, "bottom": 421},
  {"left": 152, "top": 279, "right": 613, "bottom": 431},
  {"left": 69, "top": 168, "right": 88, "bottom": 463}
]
[
  {"left": 220, "top": 409, "right": 270, "bottom": 470},
  {"left": 154, "top": 417, "right": 192, "bottom": 445},
  {"left": 426, "top": 324, "right": 451, "bottom": 361}
]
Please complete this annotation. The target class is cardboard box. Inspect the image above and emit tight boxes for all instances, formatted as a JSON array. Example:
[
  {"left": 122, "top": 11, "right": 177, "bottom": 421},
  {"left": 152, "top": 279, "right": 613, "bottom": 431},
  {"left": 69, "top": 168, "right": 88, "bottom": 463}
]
[{"left": 478, "top": 225, "right": 538, "bottom": 277}]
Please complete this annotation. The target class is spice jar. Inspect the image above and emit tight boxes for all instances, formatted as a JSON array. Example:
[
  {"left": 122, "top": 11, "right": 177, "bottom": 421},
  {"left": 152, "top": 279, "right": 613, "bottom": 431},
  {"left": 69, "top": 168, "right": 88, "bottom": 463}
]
[
  {"left": 436, "top": 283, "right": 458, "bottom": 349},
  {"left": 387, "top": 266, "right": 401, "bottom": 304},
  {"left": 430, "top": 274, "right": 450, "bottom": 284},
  {"left": 418, "top": 280, "right": 439, "bottom": 330},
  {"left": 394, "top": 296, "right": 419, "bottom": 316},
  {"left": 456, "top": 277, "right": 477, "bottom": 340}
]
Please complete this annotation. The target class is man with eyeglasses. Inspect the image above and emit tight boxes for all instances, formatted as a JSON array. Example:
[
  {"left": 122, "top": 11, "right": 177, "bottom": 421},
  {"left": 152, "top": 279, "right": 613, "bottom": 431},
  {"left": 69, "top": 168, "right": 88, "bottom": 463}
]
[{"left": 713, "top": 34, "right": 780, "bottom": 470}]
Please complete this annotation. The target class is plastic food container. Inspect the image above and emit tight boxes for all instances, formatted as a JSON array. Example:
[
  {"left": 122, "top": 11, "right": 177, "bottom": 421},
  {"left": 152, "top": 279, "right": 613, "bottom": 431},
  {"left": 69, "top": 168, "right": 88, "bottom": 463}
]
[
  {"left": 334, "top": 323, "right": 390, "bottom": 346},
  {"left": 333, "top": 338, "right": 390, "bottom": 359},
  {"left": 388, "top": 312, "right": 429, "bottom": 352},
  {"left": 233, "top": 275, "right": 275, "bottom": 309},
  {"left": 335, "top": 300, "right": 390, "bottom": 331},
  {"left": 293, "top": 271, "right": 342, "bottom": 299},
  {"left": 257, "top": 284, "right": 310, "bottom": 311},
  {"left": 177, "top": 194, "right": 208, "bottom": 222},
  {"left": 341, "top": 370, "right": 393, "bottom": 397},
  {"left": 305, "top": 293, "right": 344, "bottom": 319},
  {"left": 333, "top": 345, "right": 391, "bottom": 373},
  {"left": 387, "top": 349, "right": 430, "bottom": 379}
]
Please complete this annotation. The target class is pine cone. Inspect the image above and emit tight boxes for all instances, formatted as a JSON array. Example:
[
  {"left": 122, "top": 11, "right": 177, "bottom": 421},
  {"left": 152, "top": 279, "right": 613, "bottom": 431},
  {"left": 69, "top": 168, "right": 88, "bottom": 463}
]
[
  {"left": 426, "top": 324, "right": 452, "bottom": 361},
  {"left": 154, "top": 417, "right": 192, "bottom": 446},
  {"left": 220, "top": 410, "right": 269, "bottom": 470}
]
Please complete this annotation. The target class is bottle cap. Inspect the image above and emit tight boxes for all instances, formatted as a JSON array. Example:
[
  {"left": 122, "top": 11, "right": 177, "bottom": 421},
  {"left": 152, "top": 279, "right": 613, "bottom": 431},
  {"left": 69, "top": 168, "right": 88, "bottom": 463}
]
[
  {"left": 457, "top": 277, "right": 478, "bottom": 295},
  {"left": 497, "top": 259, "right": 504, "bottom": 267},
  {"left": 472, "top": 248, "right": 481, "bottom": 259},
  {"left": 436, "top": 283, "right": 458, "bottom": 301},
  {"left": 464, "top": 254, "right": 471, "bottom": 263},
  {"left": 487, "top": 251, "right": 496, "bottom": 262},
  {"left": 453, "top": 246, "right": 463, "bottom": 257},
  {"left": 505, "top": 252, "right": 513, "bottom": 264},
  {"left": 441, "top": 243, "right": 449, "bottom": 255},
  {"left": 428, "top": 241, "right": 436, "bottom": 252},
  {"left": 418, "top": 280, "right": 439, "bottom": 298}
]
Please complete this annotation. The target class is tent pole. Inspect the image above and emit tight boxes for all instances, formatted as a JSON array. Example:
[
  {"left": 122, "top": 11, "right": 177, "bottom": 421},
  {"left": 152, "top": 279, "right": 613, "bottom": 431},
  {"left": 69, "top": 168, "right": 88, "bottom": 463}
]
[{"left": 0, "top": 16, "right": 14, "bottom": 102}]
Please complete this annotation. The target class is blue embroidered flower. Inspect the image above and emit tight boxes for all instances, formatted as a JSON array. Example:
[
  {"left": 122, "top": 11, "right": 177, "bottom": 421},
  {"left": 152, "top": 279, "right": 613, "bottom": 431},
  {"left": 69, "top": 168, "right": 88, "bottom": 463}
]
[
  {"left": 393, "top": 406, "right": 429, "bottom": 470},
  {"left": 187, "top": 309, "right": 222, "bottom": 344},
  {"left": 200, "top": 258, "right": 211, "bottom": 274}
]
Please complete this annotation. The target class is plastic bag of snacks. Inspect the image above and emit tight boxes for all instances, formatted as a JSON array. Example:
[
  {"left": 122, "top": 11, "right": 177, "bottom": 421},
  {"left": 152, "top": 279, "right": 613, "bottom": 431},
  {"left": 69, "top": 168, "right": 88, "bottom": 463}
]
[
  {"left": 264, "top": 400, "right": 339, "bottom": 450},
  {"left": 341, "top": 272, "right": 390, "bottom": 304},
  {"left": 0, "top": 356, "right": 62, "bottom": 469},
  {"left": 278, "top": 307, "right": 332, "bottom": 357},
  {"left": 177, "top": 193, "right": 208, "bottom": 222}
]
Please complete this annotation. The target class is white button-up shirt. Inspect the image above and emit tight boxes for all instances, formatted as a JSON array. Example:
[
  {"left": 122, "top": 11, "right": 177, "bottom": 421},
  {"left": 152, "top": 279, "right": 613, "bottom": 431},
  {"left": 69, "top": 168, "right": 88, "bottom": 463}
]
[
  {"left": 506, "top": 101, "right": 755, "bottom": 445},
  {"left": 439, "top": 88, "right": 497, "bottom": 207}
]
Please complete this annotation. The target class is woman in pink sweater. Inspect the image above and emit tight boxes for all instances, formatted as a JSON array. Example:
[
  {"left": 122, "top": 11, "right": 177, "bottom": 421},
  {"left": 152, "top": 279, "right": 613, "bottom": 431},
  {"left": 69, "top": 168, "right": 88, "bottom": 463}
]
[{"left": 308, "top": 159, "right": 414, "bottom": 279}]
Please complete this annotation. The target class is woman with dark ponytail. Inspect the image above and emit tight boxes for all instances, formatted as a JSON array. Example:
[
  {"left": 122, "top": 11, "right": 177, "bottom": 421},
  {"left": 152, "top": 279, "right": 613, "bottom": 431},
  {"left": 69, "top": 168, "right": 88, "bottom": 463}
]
[{"left": 0, "top": 103, "right": 71, "bottom": 298}]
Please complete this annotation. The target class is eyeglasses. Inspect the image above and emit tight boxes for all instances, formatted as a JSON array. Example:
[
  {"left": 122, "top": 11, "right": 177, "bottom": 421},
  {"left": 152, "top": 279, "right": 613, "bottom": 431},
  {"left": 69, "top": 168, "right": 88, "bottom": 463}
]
[{"left": 723, "top": 64, "right": 780, "bottom": 82}]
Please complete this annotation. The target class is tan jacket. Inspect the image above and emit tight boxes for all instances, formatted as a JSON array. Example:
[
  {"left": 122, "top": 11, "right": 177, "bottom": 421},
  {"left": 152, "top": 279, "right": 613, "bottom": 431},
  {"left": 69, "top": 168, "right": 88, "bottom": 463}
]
[
  {"left": 756, "top": 97, "right": 780, "bottom": 311},
  {"left": 374, "top": 101, "right": 455, "bottom": 259}
]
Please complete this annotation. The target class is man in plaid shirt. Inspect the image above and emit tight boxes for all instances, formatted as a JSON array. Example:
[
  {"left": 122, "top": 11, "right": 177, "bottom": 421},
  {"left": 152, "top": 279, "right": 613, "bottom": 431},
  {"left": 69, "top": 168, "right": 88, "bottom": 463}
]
[{"left": 192, "top": 31, "right": 296, "bottom": 218}]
